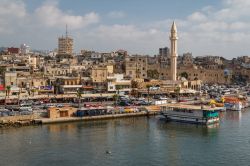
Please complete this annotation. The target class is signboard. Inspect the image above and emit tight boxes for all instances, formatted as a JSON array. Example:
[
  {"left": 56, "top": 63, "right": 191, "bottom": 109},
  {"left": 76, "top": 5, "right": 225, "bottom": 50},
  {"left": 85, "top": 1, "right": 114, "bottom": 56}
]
[{"left": 40, "top": 86, "right": 52, "bottom": 90}]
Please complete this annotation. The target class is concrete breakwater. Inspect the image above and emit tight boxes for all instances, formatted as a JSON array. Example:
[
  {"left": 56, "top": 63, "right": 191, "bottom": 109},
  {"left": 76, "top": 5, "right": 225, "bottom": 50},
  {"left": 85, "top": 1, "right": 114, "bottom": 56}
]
[{"left": 0, "top": 115, "right": 40, "bottom": 128}]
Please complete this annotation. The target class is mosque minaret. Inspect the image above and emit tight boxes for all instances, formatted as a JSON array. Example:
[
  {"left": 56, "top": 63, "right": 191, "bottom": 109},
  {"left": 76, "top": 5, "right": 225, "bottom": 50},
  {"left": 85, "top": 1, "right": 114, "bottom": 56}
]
[{"left": 170, "top": 21, "right": 178, "bottom": 81}]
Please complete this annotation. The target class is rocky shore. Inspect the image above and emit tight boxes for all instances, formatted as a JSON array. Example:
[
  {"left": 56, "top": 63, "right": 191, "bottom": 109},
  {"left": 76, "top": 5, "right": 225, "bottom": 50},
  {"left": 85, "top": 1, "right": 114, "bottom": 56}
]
[{"left": 0, "top": 120, "right": 40, "bottom": 128}]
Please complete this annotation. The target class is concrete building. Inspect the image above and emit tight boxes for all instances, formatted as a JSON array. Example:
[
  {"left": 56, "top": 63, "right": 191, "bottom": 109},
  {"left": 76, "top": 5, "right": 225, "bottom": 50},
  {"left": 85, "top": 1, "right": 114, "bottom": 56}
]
[
  {"left": 58, "top": 26, "right": 73, "bottom": 55},
  {"left": 58, "top": 36, "right": 73, "bottom": 54},
  {"left": 107, "top": 74, "right": 131, "bottom": 95},
  {"left": 91, "top": 65, "right": 114, "bottom": 83},
  {"left": 159, "top": 47, "right": 170, "bottom": 58},
  {"left": 7, "top": 47, "right": 20, "bottom": 54},
  {"left": 125, "top": 55, "right": 148, "bottom": 79},
  {"left": 20, "top": 44, "right": 30, "bottom": 54}
]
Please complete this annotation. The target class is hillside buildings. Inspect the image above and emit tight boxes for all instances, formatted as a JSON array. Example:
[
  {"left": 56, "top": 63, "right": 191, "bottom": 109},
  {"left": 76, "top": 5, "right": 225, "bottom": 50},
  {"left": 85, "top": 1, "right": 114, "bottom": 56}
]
[{"left": 0, "top": 22, "right": 249, "bottom": 98}]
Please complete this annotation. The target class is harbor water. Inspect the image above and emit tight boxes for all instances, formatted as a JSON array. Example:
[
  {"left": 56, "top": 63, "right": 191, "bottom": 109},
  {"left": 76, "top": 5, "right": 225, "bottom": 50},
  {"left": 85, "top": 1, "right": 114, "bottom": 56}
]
[{"left": 1, "top": 109, "right": 250, "bottom": 166}]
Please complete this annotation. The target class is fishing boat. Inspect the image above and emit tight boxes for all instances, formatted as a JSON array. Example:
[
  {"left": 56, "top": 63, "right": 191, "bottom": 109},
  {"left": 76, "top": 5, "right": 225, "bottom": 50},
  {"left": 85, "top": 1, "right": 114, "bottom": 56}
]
[
  {"left": 160, "top": 104, "right": 221, "bottom": 125},
  {"left": 223, "top": 96, "right": 248, "bottom": 111}
]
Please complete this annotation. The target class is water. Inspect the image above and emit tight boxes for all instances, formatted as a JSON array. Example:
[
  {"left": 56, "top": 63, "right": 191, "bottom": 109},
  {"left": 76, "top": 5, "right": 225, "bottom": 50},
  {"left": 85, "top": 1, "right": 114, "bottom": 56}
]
[{"left": 1, "top": 110, "right": 250, "bottom": 166}]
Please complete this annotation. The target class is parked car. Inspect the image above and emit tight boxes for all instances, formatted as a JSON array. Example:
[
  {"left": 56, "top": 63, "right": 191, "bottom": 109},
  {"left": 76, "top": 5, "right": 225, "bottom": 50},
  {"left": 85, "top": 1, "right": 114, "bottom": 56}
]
[{"left": 118, "top": 101, "right": 131, "bottom": 106}]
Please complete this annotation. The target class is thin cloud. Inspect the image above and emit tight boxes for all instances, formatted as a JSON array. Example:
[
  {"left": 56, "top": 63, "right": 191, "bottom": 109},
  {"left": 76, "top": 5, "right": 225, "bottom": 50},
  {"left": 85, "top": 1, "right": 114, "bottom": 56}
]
[{"left": 107, "top": 11, "right": 126, "bottom": 19}]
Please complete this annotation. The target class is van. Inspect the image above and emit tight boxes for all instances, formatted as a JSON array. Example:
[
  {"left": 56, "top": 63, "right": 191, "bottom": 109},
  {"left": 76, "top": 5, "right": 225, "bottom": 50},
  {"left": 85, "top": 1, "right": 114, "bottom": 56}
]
[{"left": 19, "top": 107, "right": 33, "bottom": 112}]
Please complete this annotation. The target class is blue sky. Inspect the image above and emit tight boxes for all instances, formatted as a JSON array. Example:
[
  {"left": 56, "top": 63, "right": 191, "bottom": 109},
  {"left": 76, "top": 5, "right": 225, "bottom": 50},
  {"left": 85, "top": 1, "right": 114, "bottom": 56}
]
[{"left": 0, "top": 0, "right": 249, "bottom": 58}]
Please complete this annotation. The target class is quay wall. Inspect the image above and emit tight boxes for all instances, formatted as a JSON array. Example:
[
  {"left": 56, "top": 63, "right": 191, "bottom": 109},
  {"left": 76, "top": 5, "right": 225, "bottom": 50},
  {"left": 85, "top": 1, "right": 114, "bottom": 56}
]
[{"left": 35, "top": 112, "right": 158, "bottom": 124}]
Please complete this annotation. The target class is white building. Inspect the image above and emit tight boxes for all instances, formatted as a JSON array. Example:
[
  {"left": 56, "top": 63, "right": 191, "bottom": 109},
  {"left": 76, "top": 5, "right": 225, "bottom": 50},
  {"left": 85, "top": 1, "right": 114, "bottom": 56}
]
[{"left": 20, "top": 43, "right": 30, "bottom": 54}]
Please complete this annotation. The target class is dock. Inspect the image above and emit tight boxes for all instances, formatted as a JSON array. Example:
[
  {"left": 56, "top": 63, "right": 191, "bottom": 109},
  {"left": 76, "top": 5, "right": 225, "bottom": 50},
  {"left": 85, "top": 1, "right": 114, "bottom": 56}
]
[{"left": 34, "top": 111, "right": 159, "bottom": 124}]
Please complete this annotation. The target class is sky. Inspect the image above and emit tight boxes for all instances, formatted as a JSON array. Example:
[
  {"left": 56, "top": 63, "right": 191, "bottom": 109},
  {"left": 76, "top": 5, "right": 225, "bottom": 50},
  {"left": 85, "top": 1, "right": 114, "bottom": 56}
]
[{"left": 0, "top": 0, "right": 250, "bottom": 58}]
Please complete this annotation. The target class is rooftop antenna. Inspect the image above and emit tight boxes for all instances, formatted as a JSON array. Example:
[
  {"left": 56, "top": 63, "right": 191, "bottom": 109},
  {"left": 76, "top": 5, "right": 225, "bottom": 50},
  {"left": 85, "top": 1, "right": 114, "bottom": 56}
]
[{"left": 66, "top": 24, "right": 68, "bottom": 38}]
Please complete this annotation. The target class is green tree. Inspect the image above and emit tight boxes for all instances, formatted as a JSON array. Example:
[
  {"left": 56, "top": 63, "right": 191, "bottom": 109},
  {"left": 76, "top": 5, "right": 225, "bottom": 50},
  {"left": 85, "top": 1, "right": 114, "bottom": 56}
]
[
  {"left": 113, "top": 94, "right": 119, "bottom": 107},
  {"left": 180, "top": 72, "right": 188, "bottom": 79},
  {"left": 5, "top": 85, "right": 11, "bottom": 106},
  {"left": 76, "top": 88, "right": 83, "bottom": 108},
  {"left": 146, "top": 84, "right": 151, "bottom": 104},
  {"left": 116, "top": 85, "right": 122, "bottom": 95},
  {"left": 6, "top": 86, "right": 11, "bottom": 98},
  {"left": 31, "top": 89, "right": 36, "bottom": 96},
  {"left": 131, "top": 80, "right": 139, "bottom": 97},
  {"left": 0, "top": 67, "right": 6, "bottom": 76},
  {"left": 174, "top": 86, "right": 181, "bottom": 102},
  {"left": 147, "top": 70, "right": 159, "bottom": 79}
]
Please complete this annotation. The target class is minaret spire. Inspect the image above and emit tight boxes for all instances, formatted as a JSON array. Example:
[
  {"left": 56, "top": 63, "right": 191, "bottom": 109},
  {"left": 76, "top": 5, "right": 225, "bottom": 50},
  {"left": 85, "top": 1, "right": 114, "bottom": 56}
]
[{"left": 170, "top": 21, "right": 178, "bottom": 81}]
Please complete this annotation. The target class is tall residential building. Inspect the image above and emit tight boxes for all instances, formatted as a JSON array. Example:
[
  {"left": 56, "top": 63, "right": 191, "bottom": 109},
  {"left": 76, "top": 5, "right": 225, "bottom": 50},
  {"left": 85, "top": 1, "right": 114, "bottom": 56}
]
[
  {"left": 58, "top": 25, "right": 73, "bottom": 54},
  {"left": 159, "top": 47, "right": 170, "bottom": 58},
  {"left": 20, "top": 44, "right": 30, "bottom": 54}
]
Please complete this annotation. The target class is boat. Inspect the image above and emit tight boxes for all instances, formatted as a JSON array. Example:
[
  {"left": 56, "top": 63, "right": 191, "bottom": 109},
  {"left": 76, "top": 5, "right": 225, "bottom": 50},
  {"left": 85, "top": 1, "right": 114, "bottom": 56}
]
[
  {"left": 222, "top": 96, "right": 248, "bottom": 111},
  {"left": 160, "top": 104, "right": 221, "bottom": 125}
]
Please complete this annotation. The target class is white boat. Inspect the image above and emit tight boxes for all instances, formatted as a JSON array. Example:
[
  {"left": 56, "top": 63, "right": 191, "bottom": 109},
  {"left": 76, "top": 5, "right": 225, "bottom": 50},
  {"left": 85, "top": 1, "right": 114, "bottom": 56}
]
[{"left": 224, "top": 102, "right": 242, "bottom": 111}]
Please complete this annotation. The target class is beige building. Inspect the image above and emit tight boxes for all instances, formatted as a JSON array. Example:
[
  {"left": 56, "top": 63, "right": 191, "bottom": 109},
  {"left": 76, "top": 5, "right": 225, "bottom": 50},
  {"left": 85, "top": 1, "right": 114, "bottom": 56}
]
[
  {"left": 91, "top": 65, "right": 114, "bottom": 83},
  {"left": 125, "top": 55, "right": 148, "bottom": 79},
  {"left": 48, "top": 107, "right": 76, "bottom": 118},
  {"left": 107, "top": 74, "right": 131, "bottom": 94},
  {"left": 4, "top": 72, "right": 17, "bottom": 86},
  {"left": 58, "top": 36, "right": 73, "bottom": 54}
]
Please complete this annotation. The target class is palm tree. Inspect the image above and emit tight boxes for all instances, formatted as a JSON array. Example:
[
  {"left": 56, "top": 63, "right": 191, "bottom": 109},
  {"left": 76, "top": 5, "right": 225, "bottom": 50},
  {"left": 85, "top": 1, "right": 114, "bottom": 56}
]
[
  {"left": 5, "top": 85, "right": 11, "bottom": 106},
  {"left": 131, "top": 80, "right": 138, "bottom": 98},
  {"left": 6, "top": 86, "right": 11, "bottom": 98},
  {"left": 31, "top": 89, "right": 36, "bottom": 97},
  {"left": 17, "top": 89, "right": 21, "bottom": 106},
  {"left": 146, "top": 84, "right": 151, "bottom": 104},
  {"left": 116, "top": 85, "right": 122, "bottom": 96},
  {"left": 113, "top": 94, "right": 119, "bottom": 107},
  {"left": 174, "top": 86, "right": 181, "bottom": 102},
  {"left": 76, "top": 88, "right": 83, "bottom": 108}
]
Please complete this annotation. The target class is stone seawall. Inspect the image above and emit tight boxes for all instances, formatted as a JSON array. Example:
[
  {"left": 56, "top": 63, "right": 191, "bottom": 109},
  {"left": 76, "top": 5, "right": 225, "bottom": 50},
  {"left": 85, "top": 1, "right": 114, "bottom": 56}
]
[{"left": 0, "top": 114, "right": 41, "bottom": 128}]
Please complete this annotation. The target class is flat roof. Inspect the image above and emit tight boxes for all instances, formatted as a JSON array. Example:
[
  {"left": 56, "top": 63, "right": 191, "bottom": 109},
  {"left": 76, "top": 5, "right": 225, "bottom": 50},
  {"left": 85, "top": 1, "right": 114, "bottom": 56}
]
[{"left": 161, "top": 104, "right": 223, "bottom": 111}]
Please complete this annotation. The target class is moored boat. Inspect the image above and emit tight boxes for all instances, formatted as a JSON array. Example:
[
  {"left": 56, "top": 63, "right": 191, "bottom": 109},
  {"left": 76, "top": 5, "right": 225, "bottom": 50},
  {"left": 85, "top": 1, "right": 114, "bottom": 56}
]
[{"left": 160, "top": 104, "right": 221, "bottom": 125}]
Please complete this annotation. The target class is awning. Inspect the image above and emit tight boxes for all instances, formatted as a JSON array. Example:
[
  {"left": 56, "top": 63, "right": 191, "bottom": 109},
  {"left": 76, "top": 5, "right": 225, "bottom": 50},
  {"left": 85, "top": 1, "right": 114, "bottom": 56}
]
[
  {"left": 82, "top": 86, "right": 93, "bottom": 89},
  {"left": 0, "top": 85, "right": 4, "bottom": 91}
]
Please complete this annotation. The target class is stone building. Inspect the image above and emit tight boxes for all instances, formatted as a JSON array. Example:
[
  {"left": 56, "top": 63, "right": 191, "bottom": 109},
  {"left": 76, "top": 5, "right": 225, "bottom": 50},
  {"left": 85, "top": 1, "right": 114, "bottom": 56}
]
[{"left": 125, "top": 55, "right": 148, "bottom": 79}]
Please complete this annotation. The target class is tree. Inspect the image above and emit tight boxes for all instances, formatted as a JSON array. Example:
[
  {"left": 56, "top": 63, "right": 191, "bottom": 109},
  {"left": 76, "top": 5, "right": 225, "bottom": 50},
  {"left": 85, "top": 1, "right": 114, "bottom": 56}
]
[
  {"left": 180, "top": 72, "right": 188, "bottom": 79},
  {"left": 146, "top": 84, "right": 151, "bottom": 104},
  {"left": 174, "top": 86, "right": 181, "bottom": 102},
  {"left": 31, "top": 89, "right": 36, "bottom": 96},
  {"left": 6, "top": 86, "right": 11, "bottom": 98},
  {"left": 0, "top": 67, "right": 6, "bottom": 76},
  {"left": 116, "top": 85, "right": 122, "bottom": 95},
  {"left": 131, "top": 80, "right": 139, "bottom": 97},
  {"left": 113, "top": 94, "right": 119, "bottom": 107},
  {"left": 76, "top": 88, "right": 83, "bottom": 108},
  {"left": 5, "top": 85, "right": 11, "bottom": 106},
  {"left": 147, "top": 70, "right": 159, "bottom": 79}
]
